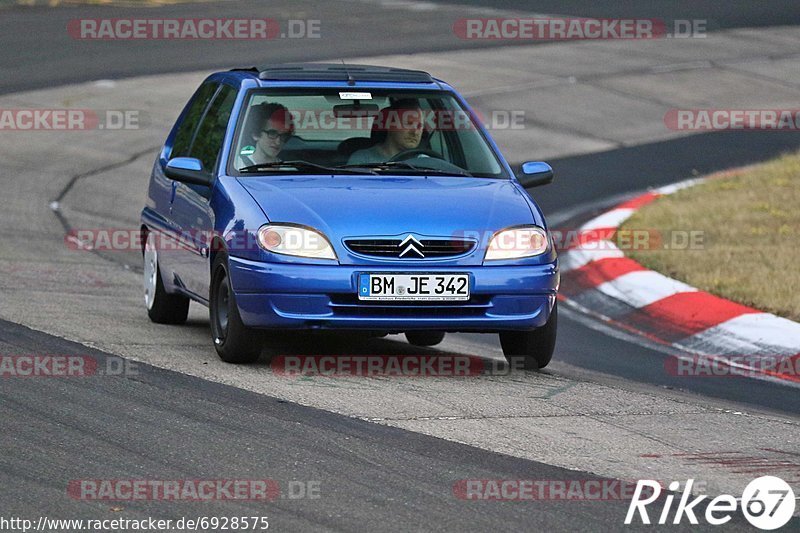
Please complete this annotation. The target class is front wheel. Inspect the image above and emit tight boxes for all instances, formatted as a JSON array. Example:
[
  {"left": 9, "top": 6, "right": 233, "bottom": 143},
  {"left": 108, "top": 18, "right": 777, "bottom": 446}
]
[
  {"left": 209, "top": 253, "right": 263, "bottom": 364},
  {"left": 143, "top": 231, "right": 189, "bottom": 324},
  {"left": 499, "top": 301, "right": 557, "bottom": 371}
]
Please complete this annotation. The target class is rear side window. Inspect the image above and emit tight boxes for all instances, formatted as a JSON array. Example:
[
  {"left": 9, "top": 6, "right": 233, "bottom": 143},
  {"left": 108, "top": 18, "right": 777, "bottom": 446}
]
[
  {"left": 190, "top": 85, "right": 238, "bottom": 173},
  {"left": 171, "top": 82, "right": 218, "bottom": 158}
]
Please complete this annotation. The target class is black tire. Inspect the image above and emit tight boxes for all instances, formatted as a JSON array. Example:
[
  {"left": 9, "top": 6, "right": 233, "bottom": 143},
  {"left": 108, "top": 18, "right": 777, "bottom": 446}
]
[
  {"left": 209, "top": 253, "right": 263, "bottom": 364},
  {"left": 499, "top": 301, "right": 557, "bottom": 371},
  {"left": 405, "top": 331, "right": 446, "bottom": 347},
  {"left": 144, "top": 232, "right": 189, "bottom": 325}
]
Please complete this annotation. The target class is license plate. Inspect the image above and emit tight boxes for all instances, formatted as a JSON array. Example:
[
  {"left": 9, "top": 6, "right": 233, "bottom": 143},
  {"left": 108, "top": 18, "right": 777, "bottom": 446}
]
[{"left": 358, "top": 273, "right": 470, "bottom": 301}]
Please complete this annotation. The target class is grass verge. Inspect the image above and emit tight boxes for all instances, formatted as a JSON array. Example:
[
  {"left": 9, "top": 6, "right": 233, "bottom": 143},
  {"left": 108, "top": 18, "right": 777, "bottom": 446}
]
[{"left": 620, "top": 150, "right": 800, "bottom": 322}]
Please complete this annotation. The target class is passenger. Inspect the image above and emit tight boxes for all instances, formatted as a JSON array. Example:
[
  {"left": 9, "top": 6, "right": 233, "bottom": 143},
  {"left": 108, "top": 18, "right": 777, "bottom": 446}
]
[
  {"left": 238, "top": 102, "right": 294, "bottom": 168},
  {"left": 347, "top": 99, "right": 425, "bottom": 165}
]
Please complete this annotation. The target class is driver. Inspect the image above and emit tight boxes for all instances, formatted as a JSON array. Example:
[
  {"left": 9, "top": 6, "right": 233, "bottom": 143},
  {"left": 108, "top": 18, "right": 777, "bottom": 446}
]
[
  {"left": 347, "top": 99, "right": 425, "bottom": 165},
  {"left": 238, "top": 102, "right": 294, "bottom": 168}
]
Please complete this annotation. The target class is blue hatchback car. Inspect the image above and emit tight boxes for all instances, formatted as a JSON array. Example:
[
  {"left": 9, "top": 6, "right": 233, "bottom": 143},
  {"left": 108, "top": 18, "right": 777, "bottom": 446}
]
[{"left": 141, "top": 64, "right": 559, "bottom": 369}]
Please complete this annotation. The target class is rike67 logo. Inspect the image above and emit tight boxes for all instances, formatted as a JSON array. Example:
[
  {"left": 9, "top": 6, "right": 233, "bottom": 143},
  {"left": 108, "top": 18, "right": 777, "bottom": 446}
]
[{"left": 626, "top": 476, "right": 796, "bottom": 530}]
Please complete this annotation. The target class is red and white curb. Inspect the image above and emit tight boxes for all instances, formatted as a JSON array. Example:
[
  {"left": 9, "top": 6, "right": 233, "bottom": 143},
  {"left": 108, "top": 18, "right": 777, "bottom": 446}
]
[{"left": 556, "top": 172, "right": 800, "bottom": 383}]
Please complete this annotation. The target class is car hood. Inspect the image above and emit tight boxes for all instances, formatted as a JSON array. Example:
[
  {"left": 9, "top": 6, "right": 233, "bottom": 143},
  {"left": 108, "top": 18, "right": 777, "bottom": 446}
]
[{"left": 236, "top": 175, "right": 539, "bottom": 262}]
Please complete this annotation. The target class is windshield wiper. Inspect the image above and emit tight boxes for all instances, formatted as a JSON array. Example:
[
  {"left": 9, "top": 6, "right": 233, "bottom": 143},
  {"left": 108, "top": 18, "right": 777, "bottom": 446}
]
[
  {"left": 238, "top": 160, "right": 377, "bottom": 175},
  {"left": 337, "top": 161, "right": 473, "bottom": 177}
]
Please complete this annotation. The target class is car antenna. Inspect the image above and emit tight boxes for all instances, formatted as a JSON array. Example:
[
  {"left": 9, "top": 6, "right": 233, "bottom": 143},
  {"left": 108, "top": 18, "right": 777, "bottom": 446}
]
[{"left": 340, "top": 59, "right": 356, "bottom": 86}]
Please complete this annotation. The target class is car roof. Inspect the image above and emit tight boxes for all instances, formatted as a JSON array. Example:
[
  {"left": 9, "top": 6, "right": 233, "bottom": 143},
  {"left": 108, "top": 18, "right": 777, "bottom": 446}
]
[
  {"left": 225, "top": 63, "right": 450, "bottom": 89},
  {"left": 259, "top": 63, "right": 434, "bottom": 83}
]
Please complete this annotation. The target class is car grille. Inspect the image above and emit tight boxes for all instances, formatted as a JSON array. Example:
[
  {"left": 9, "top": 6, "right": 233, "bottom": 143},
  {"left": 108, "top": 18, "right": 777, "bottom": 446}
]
[{"left": 344, "top": 238, "right": 475, "bottom": 259}]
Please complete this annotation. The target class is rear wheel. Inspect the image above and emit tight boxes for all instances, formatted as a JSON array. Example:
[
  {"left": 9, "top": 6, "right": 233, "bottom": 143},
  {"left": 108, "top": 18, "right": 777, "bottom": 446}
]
[
  {"left": 143, "top": 231, "right": 189, "bottom": 324},
  {"left": 405, "top": 331, "right": 446, "bottom": 347},
  {"left": 209, "top": 253, "right": 263, "bottom": 364},
  {"left": 499, "top": 301, "right": 557, "bottom": 371}
]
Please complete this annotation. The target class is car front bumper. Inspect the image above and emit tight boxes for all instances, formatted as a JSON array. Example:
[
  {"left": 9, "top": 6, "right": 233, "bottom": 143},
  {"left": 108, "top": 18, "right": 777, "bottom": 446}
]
[{"left": 228, "top": 256, "right": 559, "bottom": 332}]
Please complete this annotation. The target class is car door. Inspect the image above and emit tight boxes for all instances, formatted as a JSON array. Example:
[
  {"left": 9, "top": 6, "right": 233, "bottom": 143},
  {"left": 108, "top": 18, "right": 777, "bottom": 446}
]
[
  {"left": 170, "top": 83, "right": 238, "bottom": 300},
  {"left": 155, "top": 81, "right": 218, "bottom": 291}
]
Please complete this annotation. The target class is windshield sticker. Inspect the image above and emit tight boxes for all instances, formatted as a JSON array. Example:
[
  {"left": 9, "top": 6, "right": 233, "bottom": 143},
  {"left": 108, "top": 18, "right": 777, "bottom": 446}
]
[
  {"left": 240, "top": 145, "right": 255, "bottom": 156},
  {"left": 339, "top": 92, "right": 372, "bottom": 100}
]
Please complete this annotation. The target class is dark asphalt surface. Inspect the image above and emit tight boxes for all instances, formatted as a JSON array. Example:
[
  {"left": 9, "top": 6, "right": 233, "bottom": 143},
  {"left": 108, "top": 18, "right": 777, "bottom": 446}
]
[
  {"left": 536, "top": 130, "right": 800, "bottom": 217},
  {"left": 0, "top": 0, "right": 532, "bottom": 95},
  {"left": 1, "top": 1, "right": 799, "bottom": 531},
  {"left": 1, "top": 318, "right": 724, "bottom": 533},
  {"left": 424, "top": 0, "right": 800, "bottom": 29},
  {"left": 2, "top": 0, "right": 800, "bottom": 95}
]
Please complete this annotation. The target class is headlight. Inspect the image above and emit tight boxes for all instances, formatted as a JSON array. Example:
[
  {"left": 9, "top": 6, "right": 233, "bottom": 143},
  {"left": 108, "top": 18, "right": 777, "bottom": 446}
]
[
  {"left": 257, "top": 224, "right": 337, "bottom": 260},
  {"left": 484, "top": 226, "right": 549, "bottom": 261}
]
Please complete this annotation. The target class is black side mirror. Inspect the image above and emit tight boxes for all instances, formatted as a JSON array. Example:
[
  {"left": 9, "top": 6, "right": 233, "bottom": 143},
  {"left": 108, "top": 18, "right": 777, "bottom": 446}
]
[
  {"left": 517, "top": 161, "right": 554, "bottom": 188},
  {"left": 164, "top": 157, "right": 213, "bottom": 187}
]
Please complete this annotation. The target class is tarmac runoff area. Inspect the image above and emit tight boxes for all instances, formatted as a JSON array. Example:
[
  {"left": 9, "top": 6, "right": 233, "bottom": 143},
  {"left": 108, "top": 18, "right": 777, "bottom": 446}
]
[{"left": 1, "top": 26, "right": 799, "bottom": 499}]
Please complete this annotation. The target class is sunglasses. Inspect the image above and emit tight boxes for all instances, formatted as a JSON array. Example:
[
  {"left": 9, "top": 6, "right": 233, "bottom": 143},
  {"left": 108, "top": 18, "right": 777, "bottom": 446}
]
[{"left": 262, "top": 129, "right": 292, "bottom": 142}]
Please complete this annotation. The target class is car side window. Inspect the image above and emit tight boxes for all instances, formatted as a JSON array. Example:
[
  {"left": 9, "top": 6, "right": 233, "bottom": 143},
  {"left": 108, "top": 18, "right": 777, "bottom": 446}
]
[
  {"left": 190, "top": 85, "right": 237, "bottom": 173},
  {"left": 171, "top": 82, "right": 218, "bottom": 159}
]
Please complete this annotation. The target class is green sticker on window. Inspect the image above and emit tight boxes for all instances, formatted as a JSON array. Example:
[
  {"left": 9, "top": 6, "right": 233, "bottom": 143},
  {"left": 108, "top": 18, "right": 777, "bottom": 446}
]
[{"left": 240, "top": 145, "right": 255, "bottom": 156}]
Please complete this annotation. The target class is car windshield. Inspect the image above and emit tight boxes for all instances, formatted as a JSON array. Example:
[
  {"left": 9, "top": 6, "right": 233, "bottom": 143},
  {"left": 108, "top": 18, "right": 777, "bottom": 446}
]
[{"left": 229, "top": 88, "right": 507, "bottom": 178}]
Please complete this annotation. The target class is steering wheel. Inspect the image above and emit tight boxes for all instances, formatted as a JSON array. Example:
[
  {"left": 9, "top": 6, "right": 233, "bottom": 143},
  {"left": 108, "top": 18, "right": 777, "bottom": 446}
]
[{"left": 388, "top": 148, "right": 442, "bottom": 162}]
